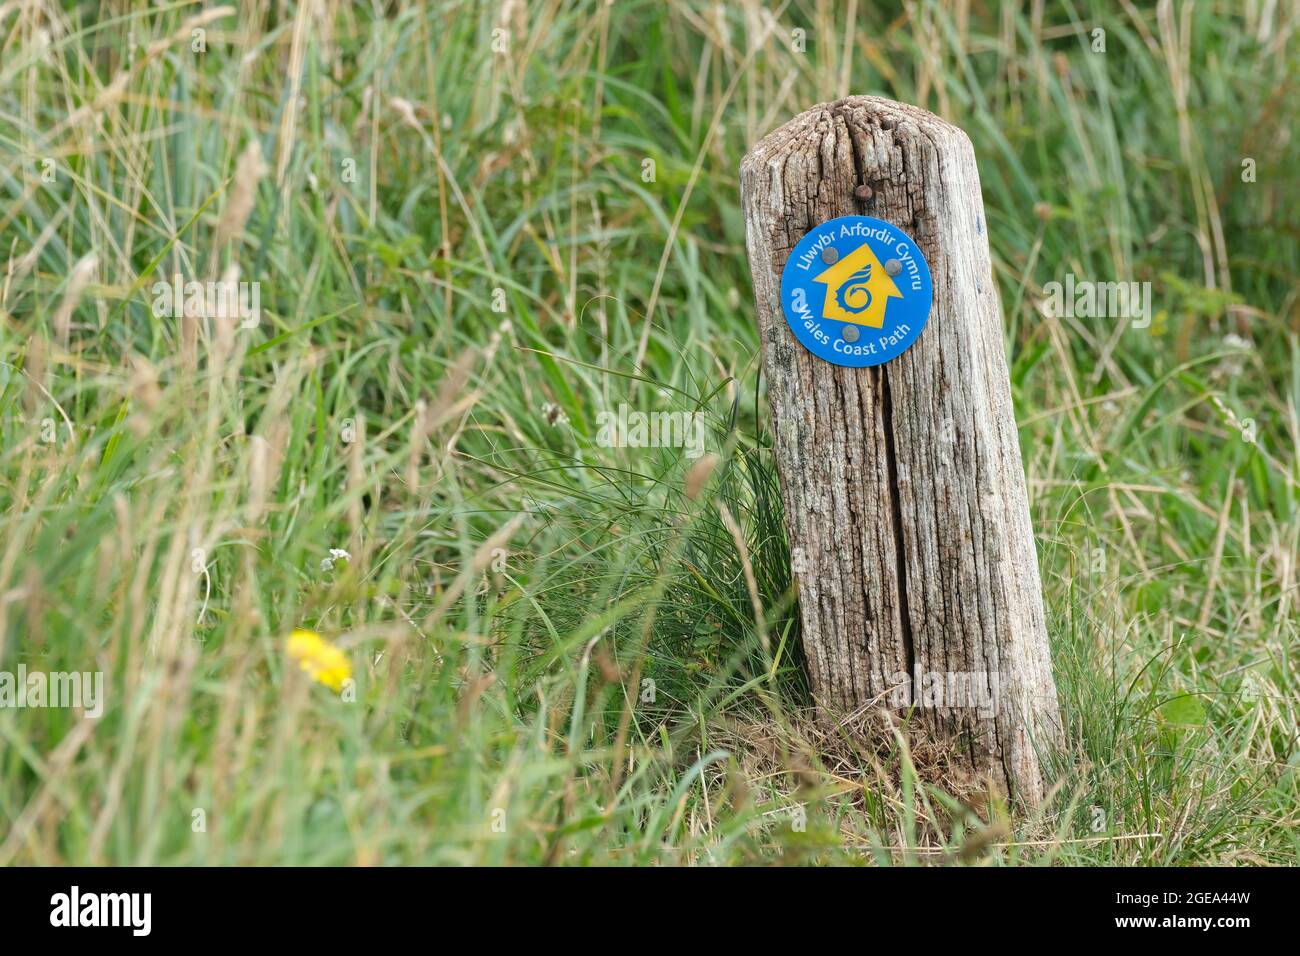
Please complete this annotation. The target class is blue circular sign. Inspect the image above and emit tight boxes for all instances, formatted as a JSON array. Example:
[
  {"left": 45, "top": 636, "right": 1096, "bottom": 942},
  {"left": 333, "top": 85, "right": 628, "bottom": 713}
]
[{"left": 779, "top": 215, "right": 933, "bottom": 367}]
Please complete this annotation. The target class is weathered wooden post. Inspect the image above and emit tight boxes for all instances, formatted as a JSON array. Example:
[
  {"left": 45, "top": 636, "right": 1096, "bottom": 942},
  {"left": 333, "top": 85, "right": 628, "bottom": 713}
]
[{"left": 740, "top": 96, "right": 1061, "bottom": 805}]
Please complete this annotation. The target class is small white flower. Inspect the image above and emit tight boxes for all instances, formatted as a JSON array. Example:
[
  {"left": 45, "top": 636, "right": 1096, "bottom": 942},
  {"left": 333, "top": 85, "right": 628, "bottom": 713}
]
[
  {"left": 541, "top": 402, "right": 568, "bottom": 428},
  {"left": 1213, "top": 335, "right": 1252, "bottom": 378},
  {"left": 321, "top": 548, "right": 351, "bottom": 572}
]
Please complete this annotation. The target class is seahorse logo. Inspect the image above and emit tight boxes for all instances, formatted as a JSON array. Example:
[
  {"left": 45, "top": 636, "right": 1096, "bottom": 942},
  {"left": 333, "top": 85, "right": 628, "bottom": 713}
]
[
  {"left": 835, "top": 264, "right": 873, "bottom": 314},
  {"left": 813, "top": 242, "right": 902, "bottom": 327}
]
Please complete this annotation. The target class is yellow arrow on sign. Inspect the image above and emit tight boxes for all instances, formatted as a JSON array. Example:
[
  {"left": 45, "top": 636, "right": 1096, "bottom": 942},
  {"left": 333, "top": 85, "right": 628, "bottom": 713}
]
[{"left": 813, "top": 243, "right": 903, "bottom": 328}]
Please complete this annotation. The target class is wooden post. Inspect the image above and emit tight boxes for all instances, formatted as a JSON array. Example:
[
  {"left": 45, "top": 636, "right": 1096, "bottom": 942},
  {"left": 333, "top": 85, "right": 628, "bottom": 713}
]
[{"left": 740, "top": 96, "right": 1061, "bottom": 805}]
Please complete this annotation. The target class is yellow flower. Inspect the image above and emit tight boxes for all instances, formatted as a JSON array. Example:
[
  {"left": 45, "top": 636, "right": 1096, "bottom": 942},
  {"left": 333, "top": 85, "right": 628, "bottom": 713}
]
[{"left": 286, "top": 628, "right": 352, "bottom": 693}]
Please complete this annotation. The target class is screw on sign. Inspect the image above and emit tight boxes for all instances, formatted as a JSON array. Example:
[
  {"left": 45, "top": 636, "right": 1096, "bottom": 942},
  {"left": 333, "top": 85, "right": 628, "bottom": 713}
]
[{"left": 741, "top": 96, "right": 1062, "bottom": 807}]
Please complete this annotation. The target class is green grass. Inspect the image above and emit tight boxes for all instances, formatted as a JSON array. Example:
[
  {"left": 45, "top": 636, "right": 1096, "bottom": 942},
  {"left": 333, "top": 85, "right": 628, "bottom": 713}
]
[{"left": 0, "top": 0, "right": 1296, "bottom": 865}]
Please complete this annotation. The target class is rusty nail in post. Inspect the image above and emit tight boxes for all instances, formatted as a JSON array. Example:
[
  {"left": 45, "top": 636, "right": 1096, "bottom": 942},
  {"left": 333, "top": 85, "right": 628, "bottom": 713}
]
[{"left": 854, "top": 184, "right": 873, "bottom": 201}]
